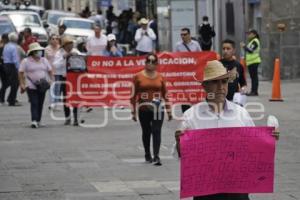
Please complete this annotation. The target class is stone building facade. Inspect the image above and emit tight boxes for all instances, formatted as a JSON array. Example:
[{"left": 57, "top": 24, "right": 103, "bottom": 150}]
[{"left": 260, "top": 0, "right": 300, "bottom": 79}]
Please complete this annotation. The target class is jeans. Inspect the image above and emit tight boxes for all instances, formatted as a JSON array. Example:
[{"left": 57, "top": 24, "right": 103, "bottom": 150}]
[
  {"left": 27, "top": 88, "right": 46, "bottom": 122},
  {"left": 50, "top": 75, "right": 64, "bottom": 104},
  {"left": 194, "top": 193, "right": 249, "bottom": 200},
  {"left": 0, "top": 64, "right": 18, "bottom": 104},
  {"left": 248, "top": 63, "right": 259, "bottom": 94},
  {"left": 138, "top": 108, "right": 164, "bottom": 158}
]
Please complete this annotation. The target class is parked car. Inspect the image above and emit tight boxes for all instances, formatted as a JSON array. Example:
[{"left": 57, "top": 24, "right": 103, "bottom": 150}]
[
  {"left": 58, "top": 17, "right": 95, "bottom": 40},
  {"left": 0, "top": 15, "right": 17, "bottom": 38},
  {"left": 0, "top": 10, "right": 48, "bottom": 46},
  {"left": 42, "top": 10, "right": 79, "bottom": 35}
]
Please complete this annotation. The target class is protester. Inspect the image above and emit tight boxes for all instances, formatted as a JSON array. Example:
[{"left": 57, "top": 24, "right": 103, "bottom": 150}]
[
  {"left": 198, "top": 16, "right": 215, "bottom": 51},
  {"left": 86, "top": 25, "right": 107, "bottom": 56},
  {"left": 21, "top": 28, "right": 38, "bottom": 53},
  {"left": 0, "top": 33, "right": 21, "bottom": 106},
  {"left": 58, "top": 24, "right": 67, "bottom": 37},
  {"left": 220, "top": 39, "right": 247, "bottom": 101},
  {"left": 53, "top": 36, "right": 80, "bottom": 126},
  {"left": 175, "top": 27, "right": 201, "bottom": 113},
  {"left": 88, "top": 9, "right": 105, "bottom": 29},
  {"left": 175, "top": 60, "right": 279, "bottom": 200},
  {"left": 131, "top": 53, "right": 172, "bottom": 166},
  {"left": 240, "top": 29, "right": 261, "bottom": 96},
  {"left": 103, "top": 34, "right": 123, "bottom": 57},
  {"left": 0, "top": 34, "right": 9, "bottom": 105},
  {"left": 134, "top": 18, "right": 156, "bottom": 55},
  {"left": 45, "top": 34, "right": 60, "bottom": 110},
  {"left": 19, "top": 42, "right": 53, "bottom": 128}
]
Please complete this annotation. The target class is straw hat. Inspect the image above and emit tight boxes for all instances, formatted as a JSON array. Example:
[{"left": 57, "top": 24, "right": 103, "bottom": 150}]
[
  {"left": 194, "top": 60, "right": 231, "bottom": 82},
  {"left": 139, "top": 18, "right": 149, "bottom": 25},
  {"left": 107, "top": 34, "right": 116, "bottom": 41},
  {"left": 27, "top": 42, "right": 45, "bottom": 56},
  {"left": 61, "top": 35, "right": 74, "bottom": 47}
]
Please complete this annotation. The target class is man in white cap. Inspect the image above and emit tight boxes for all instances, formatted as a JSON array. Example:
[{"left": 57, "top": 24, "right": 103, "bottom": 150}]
[
  {"left": 86, "top": 25, "right": 107, "bottom": 56},
  {"left": 134, "top": 18, "right": 156, "bottom": 55},
  {"left": 174, "top": 60, "right": 279, "bottom": 200}
]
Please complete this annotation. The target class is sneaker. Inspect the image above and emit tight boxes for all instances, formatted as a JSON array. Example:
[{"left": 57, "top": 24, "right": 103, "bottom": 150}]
[
  {"left": 73, "top": 120, "right": 79, "bottom": 126},
  {"left": 153, "top": 156, "right": 162, "bottom": 166},
  {"left": 31, "top": 121, "right": 39, "bottom": 128},
  {"left": 64, "top": 119, "right": 71, "bottom": 125},
  {"left": 246, "top": 92, "right": 258, "bottom": 96},
  {"left": 145, "top": 155, "right": 152, "bottom": 163},
  {"left": 37, "top": 122, "right": 46, "bottom": 127},
  {"left": 8, "top": 102, "right": 22, "bottom": 106}
]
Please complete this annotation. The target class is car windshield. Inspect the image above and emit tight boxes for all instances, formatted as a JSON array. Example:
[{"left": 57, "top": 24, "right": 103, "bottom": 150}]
[
  {"left": 48, "top": 13, "right": 74, "bottom": 25},
  {"left": 63, "top": 20, "right": 93, "bottom": 29},
  {"left": 7, "top": 13, "right": 41, "bottom": 27},
  {"left": 0, "top": 22, "right": 14, "bottom": 35}
]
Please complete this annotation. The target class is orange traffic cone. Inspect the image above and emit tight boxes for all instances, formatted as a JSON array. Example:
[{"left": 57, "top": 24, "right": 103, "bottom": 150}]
[
  {"left": 270, "top": 58, "right": 283, "bottom": 101},
  {"left": 239, "top": 57, "right": 247, "bottom": 84}
]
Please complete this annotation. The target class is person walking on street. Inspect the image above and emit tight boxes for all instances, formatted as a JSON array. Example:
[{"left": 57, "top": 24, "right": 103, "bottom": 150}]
[
  {"left": 198, "top": 16, "right": 215, "bottom": 51},
  {"left": 0, "top": 33, "right": 21, "bottom": 106},
  {"left": 0, "top": 34, "right": 9, "bottom": 105},
  {"left": 21, "top": 28, "right": 38, "bottom": 53},
  {"left": 175, "top": 60, "right": 279, "bottom": 200},
  {"left": 53, "top": 36, "right": 80, "bottom": 126},
  {"left": 240, "top": 29, "right": 261, "bottom": 96},
  {"left": 220, "top": 39, "right": 247, "bottom": 101},
  {"left": 131, "top": 53, "right": 172, "bottom": 166},
  {"left": 134, "top": 18, "right": 156, "bottom": 56},
  {"left": 86, "top": 25, "right": 107, "bottom": 56},
  {"left": 19, "top": 43, "right": 53, "bottom": 128},
  {"left": 45, "top": 34, "right": 60, "bottom": 110},
  {"left": 175, "top": 27, "right": 201, "bottom": 113},
  {"left": 103, "top": 34, "right": 123, "bottom": 57}
]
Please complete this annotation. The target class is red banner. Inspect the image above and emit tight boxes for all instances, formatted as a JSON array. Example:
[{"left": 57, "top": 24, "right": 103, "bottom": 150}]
[{"left": 66, "top": 51, "right": 217, "bottom": 107}]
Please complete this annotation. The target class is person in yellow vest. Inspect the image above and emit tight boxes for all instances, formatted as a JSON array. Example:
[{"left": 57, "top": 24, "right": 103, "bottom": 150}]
[{"left": 240, "top": 29, "right": 261, "bottom": 96}]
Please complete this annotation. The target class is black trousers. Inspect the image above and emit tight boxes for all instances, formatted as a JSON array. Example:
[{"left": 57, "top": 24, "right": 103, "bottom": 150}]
[
  {"left": 248, "top": 63, "right": 259, "bottom": 94},
  {"left": 0, "top": 64, "right": 18, "bottom": 104},
  {"left": 181, "top": 104, "right": 191, "bottom": 113},
  {"left": 138, "top": 109, "right": 164, "bottom": 158},
  {"left": 61, "top": 77, "right": 77, "bottom": 121},
  {"left": 194, "top": 193, "right": 249, "bottom": 200},
  {"left": 27, "top": 89, "right": 46, "bottom": 122}
]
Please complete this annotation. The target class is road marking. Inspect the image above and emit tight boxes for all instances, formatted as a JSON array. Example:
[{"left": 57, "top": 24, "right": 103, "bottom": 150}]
[{"left": 91, "top": 180, "right": 180, "bottom": 193}]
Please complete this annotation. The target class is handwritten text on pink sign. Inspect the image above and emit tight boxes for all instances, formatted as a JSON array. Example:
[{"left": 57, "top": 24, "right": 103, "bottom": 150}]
[{"left": 180, "top": 127, "right": 276, "bottom": 198}]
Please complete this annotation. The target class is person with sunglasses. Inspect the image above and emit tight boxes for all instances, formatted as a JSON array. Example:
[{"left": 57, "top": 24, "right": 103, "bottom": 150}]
[
  {"left": 131, "top": 53, "right": 172, "bottom": 166},
  {"left": 175, "top": 27, "right": 202, "bottom": 113}
]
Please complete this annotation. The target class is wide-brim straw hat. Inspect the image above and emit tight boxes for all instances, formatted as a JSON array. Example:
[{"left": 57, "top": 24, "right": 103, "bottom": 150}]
[
  {"left": 139, "top": 18, "right": 149, "bottom": 25},
  {"left": 61, "top": 35, "right": 74, "bottom": 47},
  {"left": 194, "top": 60, "right": 231, "bottom": 82},
  {"left": 27, "top": 42, "right": 45, "bottom": 56}
]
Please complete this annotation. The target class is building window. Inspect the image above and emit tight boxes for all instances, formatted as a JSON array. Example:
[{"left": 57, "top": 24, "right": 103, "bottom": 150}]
[{"left": 226, "top": 2, "right": 235, "bottom": 35}]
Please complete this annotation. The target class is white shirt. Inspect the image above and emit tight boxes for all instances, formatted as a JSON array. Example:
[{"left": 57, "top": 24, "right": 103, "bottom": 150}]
[
  {"left": 175, "top": 40, "right": 202, "bottom": 52},
  {"left": 180, "top": 100, "right": 255, "bottom": 131},
  {"left": 86, "top": 35, "right": 108, "bottom": 56},
  {"left": 134, "top": 27, "right": 156, "bottom": 53},
  {"left": 53, "top": 48, "right": 80, "bottom": 76}
]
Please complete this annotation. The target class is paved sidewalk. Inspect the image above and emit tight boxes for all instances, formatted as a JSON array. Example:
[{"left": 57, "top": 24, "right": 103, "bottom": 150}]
[{"left": 0, "top": 80, "right": 299, "bottom": 200}]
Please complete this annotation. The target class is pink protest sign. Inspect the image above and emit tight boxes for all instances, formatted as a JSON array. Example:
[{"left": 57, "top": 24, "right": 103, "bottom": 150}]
[{"left": 180, "top": 126, "right": 276, "bottom": 199}]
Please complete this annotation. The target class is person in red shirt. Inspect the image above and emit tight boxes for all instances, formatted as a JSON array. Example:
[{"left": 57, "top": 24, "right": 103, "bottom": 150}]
[{"left": 21, "top": 28, "right": 38, "bottom": 53}]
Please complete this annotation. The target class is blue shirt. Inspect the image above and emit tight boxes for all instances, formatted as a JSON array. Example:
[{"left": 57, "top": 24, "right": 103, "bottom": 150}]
[{"left": 2, "top": 42, "right": 19, "bottom": 69}]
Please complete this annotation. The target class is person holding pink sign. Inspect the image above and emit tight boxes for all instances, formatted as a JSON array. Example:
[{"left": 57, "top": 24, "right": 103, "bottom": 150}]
[{"left": 175, "top": 60, "right": 279, "bottom": 200}]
